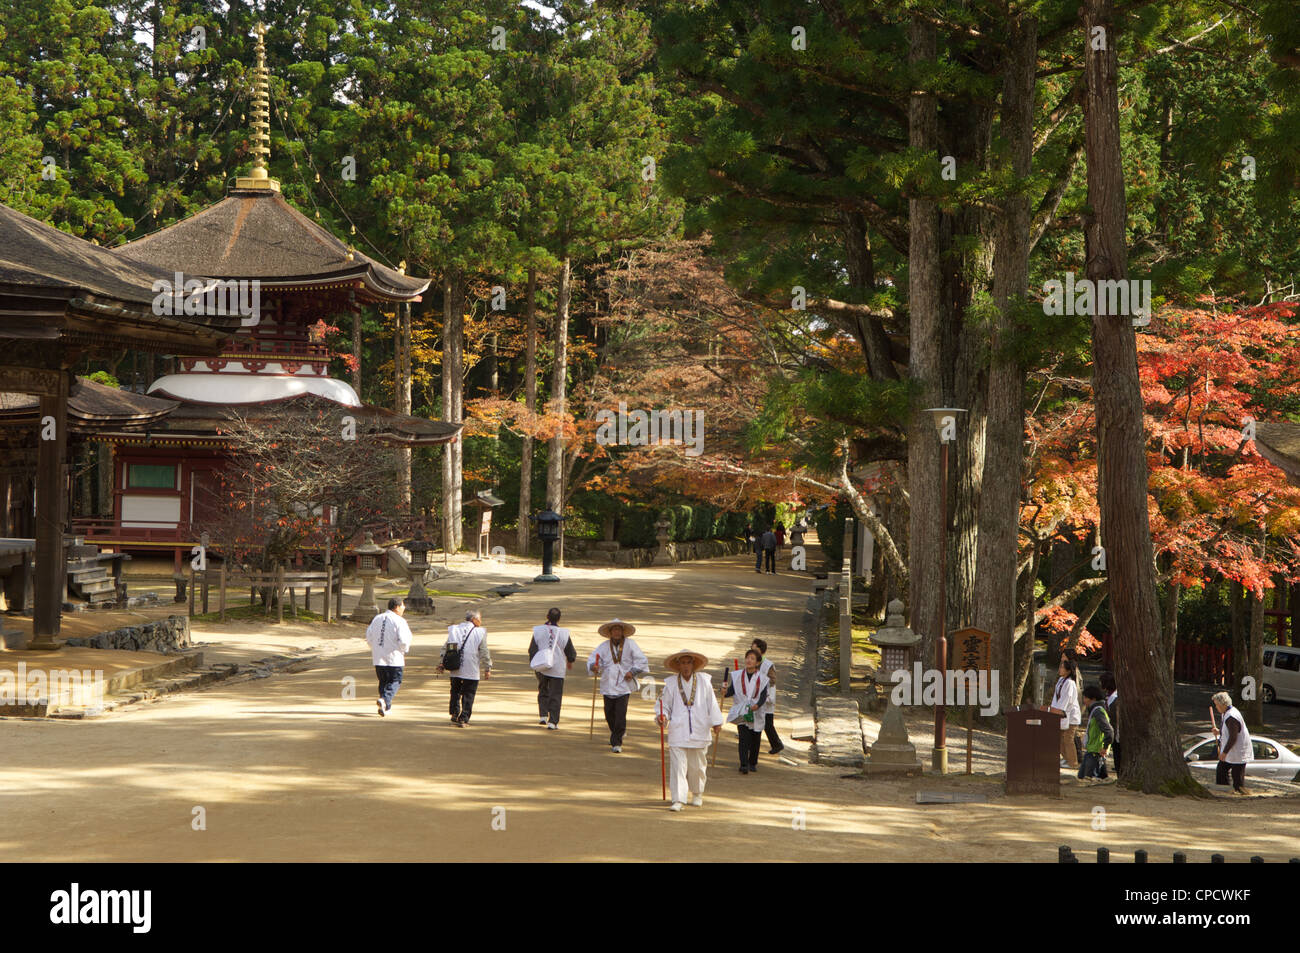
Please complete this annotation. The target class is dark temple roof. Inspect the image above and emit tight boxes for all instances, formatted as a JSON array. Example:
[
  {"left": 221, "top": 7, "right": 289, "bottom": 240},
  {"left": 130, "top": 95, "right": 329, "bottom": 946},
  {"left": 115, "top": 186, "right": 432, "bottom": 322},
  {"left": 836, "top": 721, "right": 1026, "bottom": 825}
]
[
  {"left": 0, "top": 377, "right": 178, "bottom": 429},
  {"left": 106, "top": 392, "right": 460, "bottom": 447},
  {"left": 113, "top": 189, "right": 430, "bottom": 302},
  {"left": 0, "top": 203, "right": 237, "bottom": 350},
  {"left": 1256, "top": 422, "right": 1300, "bottom": 487}
]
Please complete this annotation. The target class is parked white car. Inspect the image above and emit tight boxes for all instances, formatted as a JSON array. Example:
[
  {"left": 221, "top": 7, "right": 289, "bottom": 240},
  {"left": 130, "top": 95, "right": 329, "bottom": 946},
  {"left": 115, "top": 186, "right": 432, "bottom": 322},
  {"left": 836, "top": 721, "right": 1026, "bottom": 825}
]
[
  {"left": 1182, "top": 732, "right": 1300, "bottom": 782},
  {"left": 1262, "top": 646, "right": 1300, "bottom": 704}
]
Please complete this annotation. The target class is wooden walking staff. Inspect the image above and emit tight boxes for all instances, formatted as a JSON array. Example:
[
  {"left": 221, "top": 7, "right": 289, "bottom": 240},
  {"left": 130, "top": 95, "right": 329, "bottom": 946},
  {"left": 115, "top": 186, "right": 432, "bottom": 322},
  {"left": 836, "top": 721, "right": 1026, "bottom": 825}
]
[
  {"left": 658, "top": 697, "right": 667, "bottom": 801},
  {"left": 710, "top": 658, "right": 738, "bottom": 768},
  {"left": 590, "top": 667, "right": 599, "bottom": 738}
]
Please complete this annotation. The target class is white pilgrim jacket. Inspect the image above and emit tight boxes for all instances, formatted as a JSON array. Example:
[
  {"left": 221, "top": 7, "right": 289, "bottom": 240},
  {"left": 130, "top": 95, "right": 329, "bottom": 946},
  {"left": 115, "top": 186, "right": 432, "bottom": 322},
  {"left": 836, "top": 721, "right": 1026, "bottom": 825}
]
[
  {"left": 726, "top": 667, "right": 770, "bottom": 727},
  {"left": 586, "top": 638, "right": 649, "bottom": 697},
  {"left": 365, "top": 610, "right": 413, "bottom": 667},
  {"left": 1218, "top": 705, "right": 1254, "bottom": 763},
  {"left": 657, "top": 672, "right": 724, "bottom": 748},
  {"left": 442, "top": 621, "right": 491, "bottom": 680},
  {"left": 529, "top": 624, "right": 573, "bottom": 679},
  {"left": 758, "top": 657, "right": 776, "bottom": 714}
]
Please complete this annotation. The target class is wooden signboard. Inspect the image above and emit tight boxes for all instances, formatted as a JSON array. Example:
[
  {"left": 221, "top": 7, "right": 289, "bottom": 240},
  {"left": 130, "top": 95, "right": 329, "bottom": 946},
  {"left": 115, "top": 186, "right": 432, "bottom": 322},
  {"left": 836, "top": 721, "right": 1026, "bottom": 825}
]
[{"left": 951, "top": 626, "right": 992, "bottom": 776}]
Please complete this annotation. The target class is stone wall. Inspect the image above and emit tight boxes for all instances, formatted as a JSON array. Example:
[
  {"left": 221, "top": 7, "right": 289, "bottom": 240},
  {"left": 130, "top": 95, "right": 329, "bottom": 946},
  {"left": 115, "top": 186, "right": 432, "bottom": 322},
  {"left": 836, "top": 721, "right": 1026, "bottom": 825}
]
[
  {"left": 567, "top": 537, "right": 751, "bottom": 567},
  {"left": 63, "top": 615, "right": 191, "bottom": 654}
]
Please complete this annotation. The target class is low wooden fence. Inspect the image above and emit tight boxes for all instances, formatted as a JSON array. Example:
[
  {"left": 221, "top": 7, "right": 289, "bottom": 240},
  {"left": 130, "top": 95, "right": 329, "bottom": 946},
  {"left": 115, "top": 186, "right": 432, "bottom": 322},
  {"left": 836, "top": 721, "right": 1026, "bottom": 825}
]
[
  {"left": 1094, "top": 634, "right": 1232, "bottom": 686},
  {"left": 188, "top": 564, "right": 342, "bottom": 624},
  {"left": 1060, "top": 845, "right": 1292, "bottom": 863}
]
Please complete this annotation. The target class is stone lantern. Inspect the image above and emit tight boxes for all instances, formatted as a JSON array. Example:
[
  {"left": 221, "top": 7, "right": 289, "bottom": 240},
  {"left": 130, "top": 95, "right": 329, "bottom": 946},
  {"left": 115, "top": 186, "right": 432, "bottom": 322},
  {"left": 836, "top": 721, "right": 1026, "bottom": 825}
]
[
  {"left": 866, "top": 598, "right": 923, "bottom": 775},
  {"left": 403, "top": 530, "right": 436, "bottom": 614},
  {"left": 350, "top": 532, "right": 385, "bottom": 622},
  {"left": 651, "top": 510, "right": 675, "bottom": 566},
  {"left": 533, "top": 510, "right": 563, "bottom": 583}
]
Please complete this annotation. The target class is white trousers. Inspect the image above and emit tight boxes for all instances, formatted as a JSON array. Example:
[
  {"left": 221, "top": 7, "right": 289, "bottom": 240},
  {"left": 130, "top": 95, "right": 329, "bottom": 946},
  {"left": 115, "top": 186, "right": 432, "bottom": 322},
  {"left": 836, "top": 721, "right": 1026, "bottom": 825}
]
[{"left": 669, "top": 746, "right": 708, "bottom": 803}]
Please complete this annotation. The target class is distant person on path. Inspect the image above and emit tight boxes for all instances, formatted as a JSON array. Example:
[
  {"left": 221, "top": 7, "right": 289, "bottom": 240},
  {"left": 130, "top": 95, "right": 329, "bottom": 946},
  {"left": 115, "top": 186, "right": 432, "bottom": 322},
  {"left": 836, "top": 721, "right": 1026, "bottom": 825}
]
[
  {"left": 1100, "top": 671, "right": 1119, "bottom": 773},
  {"left": 751, "top": 637, "right": 785, "bottom": 755},
  {"left": 774, "top": 522, "right": 785, "bottom": 550},
  {"left": 366, "top": 596, "right": 413, "bottom": 717},
  {"left": 760, "top": 527, "right": 777, "bottom": 574},
  {"left": 656, "top": 649, "right": 724, "bottom": 811},
  {"left": 529, "top": 607, "right": 576, "bottom": 729},
  {"left": 1077, "top": 685, "right": 1114, "bottom": 780},
  {"left": 724, "top": 649, "right": 770, "bottom": 774},
  {"left": 790, "top": 520, "right": 805, "bottom": 548},
  {"left": 749, "top": 524, "right": 763, "bottom": 573},
  {"left": 437, "top": 609, "right": 491, "bottom": 726},
  {"left": 587, "top": 618, "right": 649, "bottom": 752},
  {"left": 1212, "top": 691, "right": 1253, "bottom": 795},
  {"left": 1049, "top": 656, "right": 1081, "bottom": 769}
]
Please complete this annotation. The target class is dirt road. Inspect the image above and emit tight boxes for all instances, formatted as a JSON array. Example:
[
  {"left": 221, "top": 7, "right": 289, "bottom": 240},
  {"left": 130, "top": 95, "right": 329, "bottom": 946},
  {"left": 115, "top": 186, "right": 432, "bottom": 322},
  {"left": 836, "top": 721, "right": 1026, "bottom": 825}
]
[{"left": 3, "top": 554, "right": 1297, "bottom": 862}]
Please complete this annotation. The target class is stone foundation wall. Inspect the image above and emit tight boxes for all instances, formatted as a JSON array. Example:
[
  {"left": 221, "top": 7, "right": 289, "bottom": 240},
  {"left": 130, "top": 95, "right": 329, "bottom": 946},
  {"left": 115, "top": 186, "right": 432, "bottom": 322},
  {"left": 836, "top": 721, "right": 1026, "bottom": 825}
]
[{"left": 63, "top": 615, "right": 191, "bottom": 654}]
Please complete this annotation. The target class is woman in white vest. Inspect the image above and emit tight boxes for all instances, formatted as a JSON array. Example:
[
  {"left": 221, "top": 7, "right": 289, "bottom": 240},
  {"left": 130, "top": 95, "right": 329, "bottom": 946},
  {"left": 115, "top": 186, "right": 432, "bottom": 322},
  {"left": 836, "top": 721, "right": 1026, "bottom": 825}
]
[
  {"left": 724, "top": 649, "right": 770, "bottom": 774},
  {"left": 656, "top": 649, "right": 724, "bottom": 812},
  {"left": 1212, "top": 691, "right": 1253, "bottom": 795},
  {"left": 1049, "top": 656, "right": 1082, "bottom": 769}
]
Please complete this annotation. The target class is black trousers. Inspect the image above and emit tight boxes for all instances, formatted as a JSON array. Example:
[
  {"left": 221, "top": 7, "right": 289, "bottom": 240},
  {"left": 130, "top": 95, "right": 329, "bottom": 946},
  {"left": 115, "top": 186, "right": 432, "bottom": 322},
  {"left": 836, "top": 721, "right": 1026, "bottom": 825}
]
[
  {"left": 763, "top": 548, "right": 776, "bottom": 572},
  {"left": 738, "top": 724, "right": 762, "bottom": 768},
  {"left": 537, "top": 673, "right": 565, "bottom": 724},
  {"left": 763, "top": 711, "right": 784, "bottom": 751},
  {"left": 603, "top": 693, "right": 630, "bottom": 746},
  {"left": 450, "top": 677, "right": 479, "bottom": 722},
  {"left": 1216, "top": 760, "right": 1246, "bottom": 791}
]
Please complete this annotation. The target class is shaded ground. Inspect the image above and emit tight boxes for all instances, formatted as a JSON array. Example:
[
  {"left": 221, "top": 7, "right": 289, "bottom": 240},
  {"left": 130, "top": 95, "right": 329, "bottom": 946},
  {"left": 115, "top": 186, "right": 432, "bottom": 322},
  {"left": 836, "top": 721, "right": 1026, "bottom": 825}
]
[{"left": 3, "top": 550, "right": 1298, "bottom": 862}]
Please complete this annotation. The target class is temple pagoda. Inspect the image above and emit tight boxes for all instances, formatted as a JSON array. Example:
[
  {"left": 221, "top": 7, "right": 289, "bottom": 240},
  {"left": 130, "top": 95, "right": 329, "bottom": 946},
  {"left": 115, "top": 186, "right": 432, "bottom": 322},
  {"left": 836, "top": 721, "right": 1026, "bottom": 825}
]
[{"left": 80, "top": 24, "right": 457, "bottom": 567}]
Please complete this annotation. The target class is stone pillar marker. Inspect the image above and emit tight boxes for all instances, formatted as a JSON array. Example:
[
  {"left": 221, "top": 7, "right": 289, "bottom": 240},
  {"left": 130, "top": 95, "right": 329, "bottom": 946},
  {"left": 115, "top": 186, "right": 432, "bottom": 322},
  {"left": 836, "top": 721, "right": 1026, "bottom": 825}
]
[
  {"left": 651, "top": 510, "right": 674, "bottom": 566},
  {"left": 866, "top": 598, "right": 923, "bottom": 775},
  {"left": 403, "top": 531, "right": 435, "bottom": 613},
  {"left": 350, "top": 532, "right": 384, "bottom": 622}
]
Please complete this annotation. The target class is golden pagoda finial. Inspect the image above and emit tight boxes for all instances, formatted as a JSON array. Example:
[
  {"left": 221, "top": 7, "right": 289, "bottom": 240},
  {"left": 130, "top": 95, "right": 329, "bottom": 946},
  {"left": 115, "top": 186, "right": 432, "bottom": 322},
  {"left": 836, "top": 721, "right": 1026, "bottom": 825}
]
[{"left": 235, "top": 22, "right": 281, "bottom": 192}]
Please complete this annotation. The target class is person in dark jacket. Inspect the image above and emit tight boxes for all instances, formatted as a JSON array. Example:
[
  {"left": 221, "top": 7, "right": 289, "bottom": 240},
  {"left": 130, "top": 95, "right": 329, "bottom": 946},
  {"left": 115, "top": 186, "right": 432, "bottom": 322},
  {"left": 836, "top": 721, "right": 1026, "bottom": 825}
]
[
  {"left": 1100, "top": 671, "right": 1119, "bottom": 773},
  {"left": 749, "top": 524, "right": 763, "bottom": 573},
  {"left": 759, "top": 528, "right": 777, "bottom": 574},
  {"left": 1078, "top": 685, "right": 1114, "bottom": 780}
]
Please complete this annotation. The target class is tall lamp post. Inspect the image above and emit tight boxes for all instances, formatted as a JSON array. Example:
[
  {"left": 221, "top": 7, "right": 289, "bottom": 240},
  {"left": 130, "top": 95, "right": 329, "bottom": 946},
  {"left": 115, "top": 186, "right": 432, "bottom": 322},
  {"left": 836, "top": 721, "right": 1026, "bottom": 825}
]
[
  {"left": 924, "top": 406, "right": 966, "bottom": 774},
  {"left": 533, "top": 510, "right": 563, "bottom": 583}
]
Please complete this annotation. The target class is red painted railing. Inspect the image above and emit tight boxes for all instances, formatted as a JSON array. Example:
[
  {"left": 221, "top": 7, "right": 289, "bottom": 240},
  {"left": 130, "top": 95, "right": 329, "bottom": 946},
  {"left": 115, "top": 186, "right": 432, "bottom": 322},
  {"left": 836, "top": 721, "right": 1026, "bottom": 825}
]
[{"left": 1092, "top": 632, "right": 1232, "bottom": 685}]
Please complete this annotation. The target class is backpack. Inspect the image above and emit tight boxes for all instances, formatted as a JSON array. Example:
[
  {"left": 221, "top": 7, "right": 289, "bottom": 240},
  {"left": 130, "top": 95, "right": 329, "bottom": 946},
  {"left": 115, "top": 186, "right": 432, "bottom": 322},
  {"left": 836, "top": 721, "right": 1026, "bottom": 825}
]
[{"left": 444, "top": 626, "right": 470, "bottom": 671}]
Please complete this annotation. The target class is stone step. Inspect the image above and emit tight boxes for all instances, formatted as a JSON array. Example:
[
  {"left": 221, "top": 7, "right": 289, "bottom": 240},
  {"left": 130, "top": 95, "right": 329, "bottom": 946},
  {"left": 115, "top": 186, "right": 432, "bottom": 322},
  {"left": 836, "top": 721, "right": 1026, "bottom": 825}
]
[
  {"left": 67, "top": 564, "right": 111, "bottom": 579},
  {"left": 74, "top": 578, "right": 116, "bottom": 595},
  {"left": 83, "top": 591, "right": 117, "bottom": 604}
]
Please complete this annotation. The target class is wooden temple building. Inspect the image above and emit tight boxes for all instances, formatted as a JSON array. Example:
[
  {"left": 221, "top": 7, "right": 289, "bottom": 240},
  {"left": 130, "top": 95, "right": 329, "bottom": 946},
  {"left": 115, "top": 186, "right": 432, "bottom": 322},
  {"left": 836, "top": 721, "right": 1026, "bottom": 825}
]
[
  {"left": 0, "top": 202, "right": 238, "bottom": 646},
  {"left": 1257, "top": 423, "right": 1300, "bottom": 488},
  {"left": 73, "top": 25, "right": 458, "bottom": 567}
]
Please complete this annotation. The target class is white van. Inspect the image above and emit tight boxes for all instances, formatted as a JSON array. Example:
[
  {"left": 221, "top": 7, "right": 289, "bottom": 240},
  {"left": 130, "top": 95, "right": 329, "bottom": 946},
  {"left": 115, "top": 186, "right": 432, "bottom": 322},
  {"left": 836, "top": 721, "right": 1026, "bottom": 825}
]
[{"left": 1262, "top": 646, "right": 1300, "bottom": 703}]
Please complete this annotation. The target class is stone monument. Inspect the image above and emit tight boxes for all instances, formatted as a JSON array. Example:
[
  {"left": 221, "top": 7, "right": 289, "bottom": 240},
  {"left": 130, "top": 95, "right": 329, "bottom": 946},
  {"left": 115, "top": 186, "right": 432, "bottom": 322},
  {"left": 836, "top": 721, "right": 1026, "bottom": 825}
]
[{"left": 866, "top": 598, "right": 923, "bottom": 775}]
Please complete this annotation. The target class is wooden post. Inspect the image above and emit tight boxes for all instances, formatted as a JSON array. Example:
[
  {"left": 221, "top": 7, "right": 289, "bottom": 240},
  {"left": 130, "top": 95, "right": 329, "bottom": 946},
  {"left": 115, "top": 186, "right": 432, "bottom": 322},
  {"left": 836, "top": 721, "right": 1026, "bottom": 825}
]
[
  {"left": 188, "top": 566, "right": 196, "bottom": 618},
  {"left": 219, "top": 561, "right": 227, "bottom": 623},
  {"left": 305, "top": 584, "right": 311, "bottom": 614},
  {"left": 336, "top": 562, "right": 344, "bottom": 621},
  {"left": 324, "top": 565, "right": 333, "bottom": 623},
  {"left": 201, "top": 571, "right": 209, "bottom": 615},
  {"left": 31, "top": 370, "right": 70, "bottom": 648},
  {"left": 276, "top": 565, "right": 285, "bottom": 624}
]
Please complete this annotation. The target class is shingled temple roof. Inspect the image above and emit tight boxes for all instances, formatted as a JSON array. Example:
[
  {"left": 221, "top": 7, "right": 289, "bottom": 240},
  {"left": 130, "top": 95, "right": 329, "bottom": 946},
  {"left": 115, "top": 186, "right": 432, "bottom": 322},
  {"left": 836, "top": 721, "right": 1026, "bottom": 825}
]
[
  {"left": 104, "top": 392, "right": 460, "bottom": 447},
  {"left": 1256, "top": 422, "right": 1300, "bottom": 487},
  {"left": 113, "top": 189, "right": 429, "bottom": 302},
  {"left": 0, "top": 377, "right": 178, "bottom": 430},
  {"left": 0, "top": 203, "right": 237, "bottom": 350}
]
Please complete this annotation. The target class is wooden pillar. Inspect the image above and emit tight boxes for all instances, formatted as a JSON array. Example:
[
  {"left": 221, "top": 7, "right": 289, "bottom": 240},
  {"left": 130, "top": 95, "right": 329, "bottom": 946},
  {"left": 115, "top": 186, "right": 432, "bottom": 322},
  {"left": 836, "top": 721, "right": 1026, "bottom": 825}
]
[{"left": 30, "top": 372, "right": 70, "bottom": 648}]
